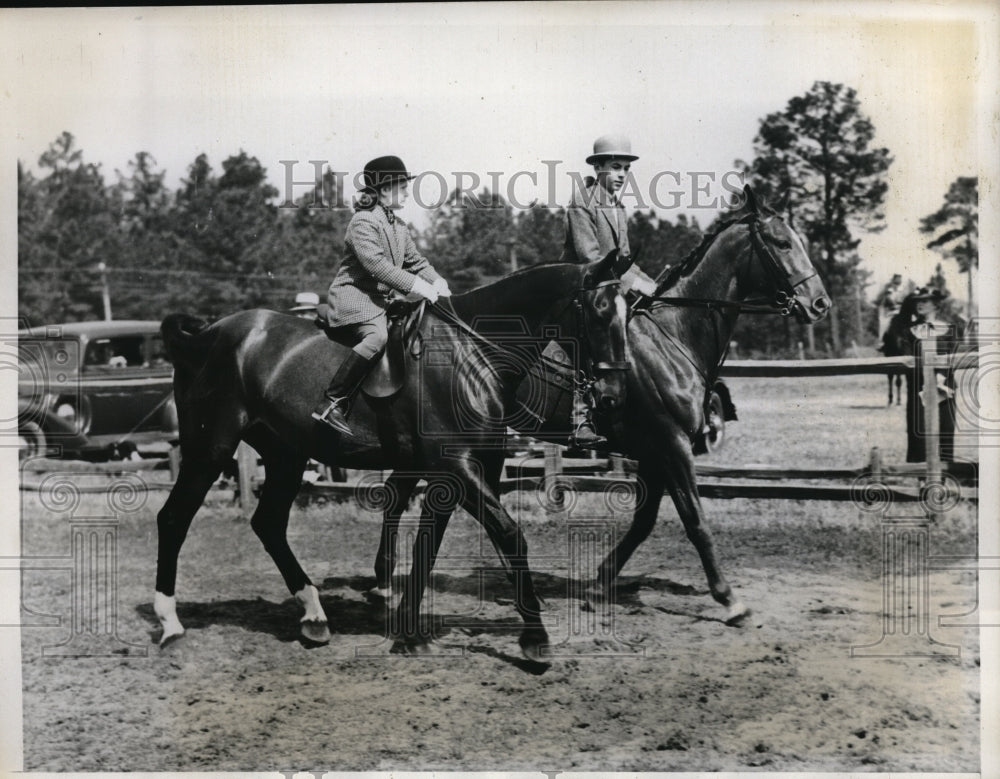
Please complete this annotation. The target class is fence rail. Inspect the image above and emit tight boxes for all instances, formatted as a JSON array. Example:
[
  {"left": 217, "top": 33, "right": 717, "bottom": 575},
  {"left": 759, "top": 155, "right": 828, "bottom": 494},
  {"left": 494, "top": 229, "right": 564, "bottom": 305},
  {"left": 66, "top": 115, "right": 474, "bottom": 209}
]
[{"left": 21, "top": 348, "right": 978, "bottom": 514}]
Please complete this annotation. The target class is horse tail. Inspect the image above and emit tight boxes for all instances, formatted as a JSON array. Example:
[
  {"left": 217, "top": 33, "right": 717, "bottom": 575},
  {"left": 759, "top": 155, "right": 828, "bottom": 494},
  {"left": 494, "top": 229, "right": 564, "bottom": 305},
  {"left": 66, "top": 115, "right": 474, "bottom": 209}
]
[{"left": 161, "top": 313, "right": 212, "bottom": 370}]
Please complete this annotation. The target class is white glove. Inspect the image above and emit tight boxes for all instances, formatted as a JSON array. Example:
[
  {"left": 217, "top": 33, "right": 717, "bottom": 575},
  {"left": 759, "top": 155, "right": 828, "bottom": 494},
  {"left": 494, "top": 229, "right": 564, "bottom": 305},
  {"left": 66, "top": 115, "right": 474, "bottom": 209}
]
[
  {"left": 432, "top": 278, "right": 452, "bottom": 297},
  {"left": 411, "top": 276, "right": 440, "bottom": 304},
  {"left": 631, "top": 277, "right": 657, "bottom": 297}
]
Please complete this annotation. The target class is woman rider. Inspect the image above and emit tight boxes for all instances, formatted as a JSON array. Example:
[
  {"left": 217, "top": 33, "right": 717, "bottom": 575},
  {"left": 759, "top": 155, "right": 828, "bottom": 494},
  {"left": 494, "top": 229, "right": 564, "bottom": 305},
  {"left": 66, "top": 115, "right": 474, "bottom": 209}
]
[{"left": 312, "top": 155, "right": 451, "bottom": 436}]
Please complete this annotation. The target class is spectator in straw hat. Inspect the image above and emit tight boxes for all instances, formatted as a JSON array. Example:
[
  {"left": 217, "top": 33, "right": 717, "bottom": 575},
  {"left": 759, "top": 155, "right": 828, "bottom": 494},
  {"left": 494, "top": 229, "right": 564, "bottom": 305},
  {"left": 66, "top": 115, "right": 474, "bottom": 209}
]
[
  {"left": 312, "top": 155, "right": 451, "bottom": 436},
  {"left": 560, "top": 134, "right": 658, "bottom": 448},
  {"left": 289, "top": 291, "right": 320, "bottom": 319},
  {"left": 896, "top": 286, "right": 964, "bottom": 463}
]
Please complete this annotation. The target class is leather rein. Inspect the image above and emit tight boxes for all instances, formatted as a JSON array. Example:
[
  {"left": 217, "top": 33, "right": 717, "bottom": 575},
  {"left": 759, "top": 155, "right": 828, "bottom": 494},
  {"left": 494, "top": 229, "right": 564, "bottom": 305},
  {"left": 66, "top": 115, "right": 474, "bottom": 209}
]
[{"left": 426, "top": 278, "right": 630, "bottom": 383}]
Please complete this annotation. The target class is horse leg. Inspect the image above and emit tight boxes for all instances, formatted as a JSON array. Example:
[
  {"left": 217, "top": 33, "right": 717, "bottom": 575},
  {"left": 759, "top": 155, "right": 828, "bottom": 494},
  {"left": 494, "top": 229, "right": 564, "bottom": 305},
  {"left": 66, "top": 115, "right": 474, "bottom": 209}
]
[
  {"left": 154, "top": 454, "right": 232, "bottom": 646},
  {"left": 594, "top": 455, "right": 665, "bottom": 596},
  {"left": 248, "top": 451, "right": 329, "bottom": 643},
  {"left": 887, "top": 374, "right": 893, "bottom": 405},
  {"left": 895, "top": 374, "right": 902, "bottom": 406},
  {"left": 390, "top": 476, "right": 455, "bottom": 654},
  {"left": 663, "top": 449, "right": 750, "bottom": 626},
  {"left": 454, "top": 463, "right": 551, "bottom": 663},
  {"left": 372, "top": 472, "right": 420, "bottom": 599}
]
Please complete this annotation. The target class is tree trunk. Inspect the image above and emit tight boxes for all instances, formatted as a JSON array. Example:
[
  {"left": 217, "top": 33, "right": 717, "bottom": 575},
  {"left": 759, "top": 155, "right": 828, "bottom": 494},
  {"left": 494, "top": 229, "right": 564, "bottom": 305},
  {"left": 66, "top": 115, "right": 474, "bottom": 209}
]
[{"left": 829, "top": 305, "right": 841, "bottom": 355}]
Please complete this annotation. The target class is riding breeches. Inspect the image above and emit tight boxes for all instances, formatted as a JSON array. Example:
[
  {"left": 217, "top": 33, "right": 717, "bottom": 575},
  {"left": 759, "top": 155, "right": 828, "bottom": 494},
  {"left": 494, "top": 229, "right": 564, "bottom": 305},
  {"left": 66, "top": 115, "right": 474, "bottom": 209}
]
[{"left": 346, "top": 314, "right": 389, "bottom": 360}]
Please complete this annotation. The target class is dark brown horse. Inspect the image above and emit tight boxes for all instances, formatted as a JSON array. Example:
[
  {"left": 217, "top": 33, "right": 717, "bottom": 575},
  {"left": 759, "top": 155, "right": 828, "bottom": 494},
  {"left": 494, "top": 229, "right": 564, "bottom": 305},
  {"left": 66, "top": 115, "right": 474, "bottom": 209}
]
[
  {"left": 375, "top": 186, "right": 830, "bottom": 625},
  {"left": 154, "top": 256, "right": 628, "bottom": 662}
]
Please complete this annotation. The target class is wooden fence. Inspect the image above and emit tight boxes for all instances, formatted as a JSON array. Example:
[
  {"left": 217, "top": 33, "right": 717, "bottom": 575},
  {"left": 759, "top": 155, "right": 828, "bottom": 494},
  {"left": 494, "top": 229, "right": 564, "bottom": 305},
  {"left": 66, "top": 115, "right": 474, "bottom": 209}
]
[{"left": 22, "top": 345, "right": 978, "bottom": 516}]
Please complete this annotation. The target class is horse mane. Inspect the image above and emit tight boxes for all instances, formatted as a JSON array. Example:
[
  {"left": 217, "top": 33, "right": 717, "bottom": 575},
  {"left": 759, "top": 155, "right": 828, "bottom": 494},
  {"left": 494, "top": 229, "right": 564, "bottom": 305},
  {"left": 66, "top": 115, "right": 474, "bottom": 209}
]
[{"left": 653, "top": 197, "right": 776, "bottom": 290}]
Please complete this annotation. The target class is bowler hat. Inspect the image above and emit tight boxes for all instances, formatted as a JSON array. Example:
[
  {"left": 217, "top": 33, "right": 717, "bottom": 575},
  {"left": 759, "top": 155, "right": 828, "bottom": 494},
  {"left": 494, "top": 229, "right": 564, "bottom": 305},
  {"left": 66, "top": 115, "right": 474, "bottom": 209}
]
[
  {"left": 361, "top": 155, "right": 415, "bottom": 192},
  {"left": 910, "top": 286, "right": 945, "bottom": 303},
  {"left": 586, "top": 134, "right": 639, "bottom": 165}
]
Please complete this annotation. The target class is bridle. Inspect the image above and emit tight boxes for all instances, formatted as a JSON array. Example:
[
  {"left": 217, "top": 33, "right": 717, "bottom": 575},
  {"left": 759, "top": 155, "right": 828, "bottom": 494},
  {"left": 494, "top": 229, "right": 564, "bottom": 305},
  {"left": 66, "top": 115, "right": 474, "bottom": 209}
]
[
  {"left": 641, "top": 213, "right": 817, "bottom": 318},
  {"left": 576, "top": 279, "right": 631, "bottom": 373},
  {"left": 746, "top": 215, "right": 818, "bottom": 317},
  {"left": 632, "top": 212, "right": 821, "bottom": 387}
]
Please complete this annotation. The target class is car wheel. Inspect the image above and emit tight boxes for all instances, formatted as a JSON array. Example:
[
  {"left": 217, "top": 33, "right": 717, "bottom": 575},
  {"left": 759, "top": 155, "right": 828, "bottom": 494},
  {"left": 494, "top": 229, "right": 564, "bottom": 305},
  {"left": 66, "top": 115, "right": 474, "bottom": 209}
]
[
  {"left": 19, "top": 421, "right": 47, "bottom": 461},
  {"left": 705, "top": 391, "right": 726, "bottom": 453}
]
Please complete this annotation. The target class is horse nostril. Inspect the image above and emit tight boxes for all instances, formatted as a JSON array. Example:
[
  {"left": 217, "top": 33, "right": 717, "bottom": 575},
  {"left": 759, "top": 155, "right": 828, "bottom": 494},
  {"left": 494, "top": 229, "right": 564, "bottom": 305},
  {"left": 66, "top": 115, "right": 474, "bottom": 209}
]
[{"left": 813, "top": 296, "right": 830, "bottom": 312}]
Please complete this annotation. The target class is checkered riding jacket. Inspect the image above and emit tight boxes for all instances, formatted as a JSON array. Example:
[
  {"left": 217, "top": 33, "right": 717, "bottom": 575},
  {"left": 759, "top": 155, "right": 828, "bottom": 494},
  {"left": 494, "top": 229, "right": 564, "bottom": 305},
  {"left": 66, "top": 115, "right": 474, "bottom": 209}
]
[
  {"left": 325, "top": 206, "right": 442, "bottom": 327},
  {"left": 560, "top": 179, "right": 656, "bottom": 293}
]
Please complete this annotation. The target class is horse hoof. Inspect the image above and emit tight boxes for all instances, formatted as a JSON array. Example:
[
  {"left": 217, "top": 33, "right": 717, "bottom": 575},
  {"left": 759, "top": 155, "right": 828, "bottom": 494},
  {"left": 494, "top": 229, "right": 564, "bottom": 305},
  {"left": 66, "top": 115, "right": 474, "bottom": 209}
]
[
  {"left": 724, "top": 603, "right": 752, "bottom": 627},
  {"left": 158, "top": 626, "right": 185, "bottom": 648},
  {"left": 583, "top": 580, "right": 607, "bottom": 603},
  {"left": 301, "top": 619, "right": 331, "bottom": 644},
  {"left": 390, "top": 638, "right": 433, "bottom": 656},
  {"left": 518, "top": 628, "right": 552, "bottom": 666},
  {"left": 366, "top": 586, "right": 392, "bottom": 603}
]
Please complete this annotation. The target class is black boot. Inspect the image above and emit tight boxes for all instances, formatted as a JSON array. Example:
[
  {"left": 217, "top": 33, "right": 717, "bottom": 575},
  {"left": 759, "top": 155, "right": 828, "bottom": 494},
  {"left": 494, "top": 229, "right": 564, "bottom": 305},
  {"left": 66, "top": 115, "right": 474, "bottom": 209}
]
[
  {"left": 311, "top": 351, "right": 374, "bottom": 436},
  {"left": 570, "top": 419, "right": 608, "bottom": 450},
  {"left": 568, "top": 388, "right": 607, "bottom": 450}
]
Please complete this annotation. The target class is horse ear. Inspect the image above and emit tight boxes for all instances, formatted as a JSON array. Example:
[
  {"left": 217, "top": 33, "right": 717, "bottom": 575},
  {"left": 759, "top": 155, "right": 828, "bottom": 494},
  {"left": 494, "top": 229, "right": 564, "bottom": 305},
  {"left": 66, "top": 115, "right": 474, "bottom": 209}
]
[
  {"left": 743, "top": 185, "right": 759, "bottom": 215},
  {"left": 585, "top": 249, "right": 619, "bottom": 286},
  {"left": 773, "top": 189, "right": 790, "bottom": 214}
]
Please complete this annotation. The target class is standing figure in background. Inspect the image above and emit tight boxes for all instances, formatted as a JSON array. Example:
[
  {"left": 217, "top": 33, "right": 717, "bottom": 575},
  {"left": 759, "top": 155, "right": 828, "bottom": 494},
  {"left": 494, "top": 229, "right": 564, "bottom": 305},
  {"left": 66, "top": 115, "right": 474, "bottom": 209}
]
[
  {"left": 561, "top": 134, "right": 657, "bottom": 448},
  {"left": 884, "top": 286, "right": 963, "bottom": 463},
  {"left": 876, "top": 273, "right": 906, "bottom": 339},
  {"left": 289, "top": 291, "right": 320, "bottom": 319},
  {"left": 876, "top": 274, "right": 907, "bottom": 405}
]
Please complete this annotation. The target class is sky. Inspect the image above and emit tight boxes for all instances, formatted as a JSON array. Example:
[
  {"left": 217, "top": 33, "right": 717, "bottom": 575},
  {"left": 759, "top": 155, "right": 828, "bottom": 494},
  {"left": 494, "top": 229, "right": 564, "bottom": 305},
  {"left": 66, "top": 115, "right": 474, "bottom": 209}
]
[{"left": 2, "top": 2, "right": 997, "bottom": 304}]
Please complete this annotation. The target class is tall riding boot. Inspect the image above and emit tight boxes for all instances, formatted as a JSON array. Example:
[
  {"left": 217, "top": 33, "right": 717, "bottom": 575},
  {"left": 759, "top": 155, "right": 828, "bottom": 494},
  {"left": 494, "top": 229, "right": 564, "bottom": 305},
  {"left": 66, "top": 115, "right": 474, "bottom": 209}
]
[
  {"left": 311, "top": 351, "right": 375, "bottom": 436},
  {"left": 569, "top": 387, "right": 607, "bottom": 449}
]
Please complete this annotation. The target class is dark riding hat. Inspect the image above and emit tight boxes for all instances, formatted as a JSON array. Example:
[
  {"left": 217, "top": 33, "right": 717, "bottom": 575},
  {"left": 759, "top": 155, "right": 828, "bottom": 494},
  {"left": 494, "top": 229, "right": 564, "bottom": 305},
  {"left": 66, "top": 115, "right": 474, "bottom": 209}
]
[
  {"left": 910, "top": 286, "right": 946, "bottom": 303},
  {"left": 586, "top": 134, "right": 639, "bottom": 165},
  {"left": 360, "top": 155, "right": 416, "bottom": 193}
]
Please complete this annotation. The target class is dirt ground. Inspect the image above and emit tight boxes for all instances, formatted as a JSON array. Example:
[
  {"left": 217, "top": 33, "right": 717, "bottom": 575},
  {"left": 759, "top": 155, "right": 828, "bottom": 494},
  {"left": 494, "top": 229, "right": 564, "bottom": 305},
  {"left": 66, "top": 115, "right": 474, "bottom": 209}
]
[{"left": 19, "top": 374, "right": 981, "bottom": 772}]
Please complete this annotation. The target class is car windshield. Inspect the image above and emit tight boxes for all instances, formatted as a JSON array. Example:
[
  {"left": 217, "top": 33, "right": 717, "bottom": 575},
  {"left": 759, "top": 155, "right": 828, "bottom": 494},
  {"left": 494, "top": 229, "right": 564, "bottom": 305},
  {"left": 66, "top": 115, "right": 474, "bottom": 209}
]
[{"left": 84, "top": 336, "right": 147, "bottom": 370}]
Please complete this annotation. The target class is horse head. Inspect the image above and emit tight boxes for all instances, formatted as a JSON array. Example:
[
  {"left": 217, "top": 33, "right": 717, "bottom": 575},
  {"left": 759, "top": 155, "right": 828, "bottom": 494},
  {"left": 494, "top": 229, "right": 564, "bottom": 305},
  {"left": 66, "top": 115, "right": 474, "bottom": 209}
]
[
  {"left": 578, "top": 250, "right": 630, "bottom": 411},
  {"left": 742, "top": 185, "right": 831, "bottom": 324}
]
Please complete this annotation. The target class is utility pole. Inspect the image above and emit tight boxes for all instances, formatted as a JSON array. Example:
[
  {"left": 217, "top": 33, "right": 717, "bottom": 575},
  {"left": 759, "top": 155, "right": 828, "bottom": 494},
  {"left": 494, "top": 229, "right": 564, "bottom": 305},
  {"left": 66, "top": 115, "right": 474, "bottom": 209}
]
[
  {"left": 505, "top": 238, "right": 518, "bottom": 273},
  {"left": 97, "top": 262, "right": 112, "bottom": 321},
  {"left": 853, "top": 271, "right": 863, "bottom": 345}
]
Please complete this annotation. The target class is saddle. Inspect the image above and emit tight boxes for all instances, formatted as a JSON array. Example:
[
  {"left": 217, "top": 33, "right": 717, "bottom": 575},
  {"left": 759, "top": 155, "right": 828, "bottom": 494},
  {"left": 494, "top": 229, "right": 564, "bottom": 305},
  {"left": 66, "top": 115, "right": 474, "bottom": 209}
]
[{"left": 314, "top": 299, "right": 426, "bottom": 398}]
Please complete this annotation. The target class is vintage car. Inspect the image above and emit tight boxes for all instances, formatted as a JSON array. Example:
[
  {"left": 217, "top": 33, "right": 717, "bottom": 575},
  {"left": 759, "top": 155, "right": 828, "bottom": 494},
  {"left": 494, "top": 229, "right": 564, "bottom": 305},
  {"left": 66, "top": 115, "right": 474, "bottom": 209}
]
[
  {"left": 695, "top": 379, "right": 738, "bottom": 455},
  {"left": 18, "top": 320, "right": 177, "bottom": 460}
]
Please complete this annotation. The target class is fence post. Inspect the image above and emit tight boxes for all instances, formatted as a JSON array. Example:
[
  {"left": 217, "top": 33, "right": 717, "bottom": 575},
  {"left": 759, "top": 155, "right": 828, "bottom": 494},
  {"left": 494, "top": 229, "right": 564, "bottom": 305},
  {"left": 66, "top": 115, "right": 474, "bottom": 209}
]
[
  {"left": 543, "top": 442, "right": 565, "bottom": 514},
  {"left": 608, "top": 454, "right": 626, "bottom": 479},
  {"left": 868, "top": 446, "right": 882, "bottom": 482},
  {"left": 237, "top": 441, "right": 258, "bottom": 519},
  {"left": 919, "top": 336, "right": 941, "bottom": 490}
]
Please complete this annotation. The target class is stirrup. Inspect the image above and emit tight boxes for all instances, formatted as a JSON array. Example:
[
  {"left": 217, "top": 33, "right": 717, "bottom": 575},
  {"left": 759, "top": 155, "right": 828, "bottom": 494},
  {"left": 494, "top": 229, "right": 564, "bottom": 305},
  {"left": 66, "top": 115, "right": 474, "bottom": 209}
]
[
  {"left": 311, "top": 398, "right": 354, "bottom": 436},
  {"left": 569, "top": 423, "right": 607, "bottom": 450}
]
